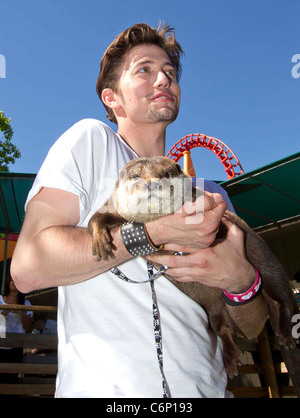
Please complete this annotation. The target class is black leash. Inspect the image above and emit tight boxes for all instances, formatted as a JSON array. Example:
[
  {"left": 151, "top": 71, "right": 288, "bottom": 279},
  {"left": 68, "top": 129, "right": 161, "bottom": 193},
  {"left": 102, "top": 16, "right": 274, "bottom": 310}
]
[{"left": 110, "top": 262, "right": 171, "bottom": 398}]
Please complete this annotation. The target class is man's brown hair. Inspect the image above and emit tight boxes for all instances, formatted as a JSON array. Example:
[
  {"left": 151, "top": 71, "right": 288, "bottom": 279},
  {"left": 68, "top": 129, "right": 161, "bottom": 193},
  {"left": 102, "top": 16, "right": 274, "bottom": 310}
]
[{"left": 96, "top": 22, "right": 184, "bottom": 124}]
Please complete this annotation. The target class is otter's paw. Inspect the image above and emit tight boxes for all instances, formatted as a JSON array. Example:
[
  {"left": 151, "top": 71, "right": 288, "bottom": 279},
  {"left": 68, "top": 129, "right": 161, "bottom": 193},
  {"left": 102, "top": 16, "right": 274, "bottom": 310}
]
[
  {"left": 275, "top": 305, "right": 298, "bottom": 349},
  {"left": 223, "top": 345, "right": 241, "bottom": 379},
  {"left": 276, "top": 327, "right": 297, "bottom": 349},
  {"left": 91, "top": 226, "right": 112, "bottom": 261}
]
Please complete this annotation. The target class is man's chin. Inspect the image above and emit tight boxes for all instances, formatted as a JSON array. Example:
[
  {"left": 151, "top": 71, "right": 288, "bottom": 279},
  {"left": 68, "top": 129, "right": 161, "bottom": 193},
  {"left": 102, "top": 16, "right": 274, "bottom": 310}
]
[{"left": 147, "top": 107, "right": 179, "bottom": 123}]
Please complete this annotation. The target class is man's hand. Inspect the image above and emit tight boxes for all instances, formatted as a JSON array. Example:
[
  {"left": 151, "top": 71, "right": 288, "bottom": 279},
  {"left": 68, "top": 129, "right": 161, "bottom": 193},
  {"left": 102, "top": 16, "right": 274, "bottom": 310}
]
[
  {"left": 146, "top": 191, "right": 227, "bottom": 251},
  {"left": 148, "top": 217, "right": 256, "bottom": 293}
]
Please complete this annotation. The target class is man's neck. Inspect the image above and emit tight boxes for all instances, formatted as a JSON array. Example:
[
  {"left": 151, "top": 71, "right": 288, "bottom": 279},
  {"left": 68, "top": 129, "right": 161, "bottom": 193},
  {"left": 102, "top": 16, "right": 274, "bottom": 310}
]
[{"left": 117, "top": 120, "right": 167, "bottom": 157}]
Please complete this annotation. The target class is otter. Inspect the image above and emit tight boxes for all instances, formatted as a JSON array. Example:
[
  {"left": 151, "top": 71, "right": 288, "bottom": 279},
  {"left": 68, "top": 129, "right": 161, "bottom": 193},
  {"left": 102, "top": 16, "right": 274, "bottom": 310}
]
[{"left": 88, "top": 156, "right": 300, "bottom": 393}]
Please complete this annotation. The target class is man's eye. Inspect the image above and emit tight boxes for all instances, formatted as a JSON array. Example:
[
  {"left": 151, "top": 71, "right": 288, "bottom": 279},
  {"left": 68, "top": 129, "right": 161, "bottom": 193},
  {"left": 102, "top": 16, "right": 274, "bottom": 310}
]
[
  {"left": 139, "top": 67, "right": 150, "bottom": 73},
  {"left": 166, "top": 69, "right": 176, "bottom": 79}
]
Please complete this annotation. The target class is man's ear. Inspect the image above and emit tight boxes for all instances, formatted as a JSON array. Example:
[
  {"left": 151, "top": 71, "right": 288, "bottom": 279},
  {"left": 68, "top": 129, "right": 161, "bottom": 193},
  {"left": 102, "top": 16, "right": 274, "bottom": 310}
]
[{"left": 101, "top": 88, "right": 122, "bottom": 110}]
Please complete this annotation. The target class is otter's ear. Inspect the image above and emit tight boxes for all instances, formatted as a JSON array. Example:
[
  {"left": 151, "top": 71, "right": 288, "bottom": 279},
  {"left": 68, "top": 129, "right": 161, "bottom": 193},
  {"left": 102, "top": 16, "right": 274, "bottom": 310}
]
[
  {"left": 176, "top": 163, "right": 183, "bottom": 173},
  {"left": 119, "top": 168, "right": 126, "bottom": 180},
  {"left": 101, "top": 88, "right": 122, "bottom": 110}
]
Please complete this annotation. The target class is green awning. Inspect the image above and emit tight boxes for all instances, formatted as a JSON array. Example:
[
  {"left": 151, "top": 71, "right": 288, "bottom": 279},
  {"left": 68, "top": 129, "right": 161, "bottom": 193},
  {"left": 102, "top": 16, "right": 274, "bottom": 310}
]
[
  {"left": 221, "top": 152, "right": 300, "bottom": 231},
  {"left": 0, "top": 172, "right": 35, "bottom": 233}
]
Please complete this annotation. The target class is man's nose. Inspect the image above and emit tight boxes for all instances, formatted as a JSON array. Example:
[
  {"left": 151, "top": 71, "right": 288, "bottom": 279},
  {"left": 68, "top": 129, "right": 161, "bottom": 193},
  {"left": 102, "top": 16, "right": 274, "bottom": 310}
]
[{"left": 153, "top": 70, "right": 170, "bottom": 88}]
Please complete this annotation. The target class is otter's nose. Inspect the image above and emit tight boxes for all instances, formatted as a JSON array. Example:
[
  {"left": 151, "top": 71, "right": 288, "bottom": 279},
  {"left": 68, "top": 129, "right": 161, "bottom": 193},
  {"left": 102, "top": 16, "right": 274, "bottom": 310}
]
[{"left": 145, "top": 180, "right": 160, "bottom": 191}]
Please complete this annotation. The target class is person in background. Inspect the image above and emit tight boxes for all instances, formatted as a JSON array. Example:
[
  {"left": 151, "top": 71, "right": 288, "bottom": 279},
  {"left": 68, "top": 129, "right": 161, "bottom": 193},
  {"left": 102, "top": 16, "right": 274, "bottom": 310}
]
[
  {"left": 32, "top": 313, "right": 57, "bottom": 336},
  {"left": 30, "top": 313, "right": 57, "bottom": 358},
  {"left": 0, "top": 275, "right": 33, "bottom": 382}
]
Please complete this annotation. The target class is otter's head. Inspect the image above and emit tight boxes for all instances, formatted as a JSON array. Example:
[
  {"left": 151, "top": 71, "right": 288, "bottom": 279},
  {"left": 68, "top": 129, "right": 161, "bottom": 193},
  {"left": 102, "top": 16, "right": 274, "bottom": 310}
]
[{"left": 114, "top": 157, "right": 193, "bottom": 222}]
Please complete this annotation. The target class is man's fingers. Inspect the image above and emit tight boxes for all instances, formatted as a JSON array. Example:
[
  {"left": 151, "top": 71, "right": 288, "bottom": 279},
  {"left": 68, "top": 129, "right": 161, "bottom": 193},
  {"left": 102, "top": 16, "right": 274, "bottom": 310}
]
[
  {"left": 180, "top": 192, "right": 224, "bottom": 217},
  {"left": 147, "top": 253, "right": 184, "bottom": 269},
  {"left": 205, "top": 193, "right": 224, "bottom": 210}
]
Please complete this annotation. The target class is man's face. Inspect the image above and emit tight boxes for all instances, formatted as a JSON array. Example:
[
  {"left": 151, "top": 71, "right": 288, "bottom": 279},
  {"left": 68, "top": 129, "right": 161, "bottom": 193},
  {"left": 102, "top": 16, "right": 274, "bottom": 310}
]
[{"left": 115, "top": 44, "right": 181, "bottom": 125}]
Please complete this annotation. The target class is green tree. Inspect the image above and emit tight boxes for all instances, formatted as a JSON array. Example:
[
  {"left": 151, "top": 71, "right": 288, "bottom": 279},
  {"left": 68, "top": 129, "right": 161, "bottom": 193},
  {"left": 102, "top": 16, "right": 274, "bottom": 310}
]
[{"left": 0, "top": 110, "right": 21, "bottom": 171}]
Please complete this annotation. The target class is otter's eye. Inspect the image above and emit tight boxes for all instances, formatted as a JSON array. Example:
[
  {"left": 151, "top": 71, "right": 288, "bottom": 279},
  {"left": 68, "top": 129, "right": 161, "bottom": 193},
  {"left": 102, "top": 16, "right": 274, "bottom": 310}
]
[
  {"left": 164, "top": 172, "right": 170, "bottom": 179},
  {"left": 133, "top": 174, "right": 140, "bottom": 180}
]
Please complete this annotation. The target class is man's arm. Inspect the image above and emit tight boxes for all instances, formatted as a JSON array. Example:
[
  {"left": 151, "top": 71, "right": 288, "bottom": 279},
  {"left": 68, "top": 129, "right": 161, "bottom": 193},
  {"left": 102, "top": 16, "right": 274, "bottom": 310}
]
[
  {"left": 11, "top": 187, "right": 133, "bottom": 293},
  {"left": 11, "top": 187, "right": 226, "bottom": 294}
]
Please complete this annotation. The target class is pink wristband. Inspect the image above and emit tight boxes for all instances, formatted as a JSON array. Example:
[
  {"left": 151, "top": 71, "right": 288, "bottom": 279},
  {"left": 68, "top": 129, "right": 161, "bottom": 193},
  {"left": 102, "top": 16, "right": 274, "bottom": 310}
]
[{"left": 222, "top": 268, "right": 262, "bottom": 306}]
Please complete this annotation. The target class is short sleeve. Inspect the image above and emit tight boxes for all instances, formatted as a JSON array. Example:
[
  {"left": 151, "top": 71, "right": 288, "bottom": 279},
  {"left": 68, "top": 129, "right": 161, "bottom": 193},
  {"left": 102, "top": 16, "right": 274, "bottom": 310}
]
[{"left": 25, "top": 119, "right": 112, "bottom": 225}]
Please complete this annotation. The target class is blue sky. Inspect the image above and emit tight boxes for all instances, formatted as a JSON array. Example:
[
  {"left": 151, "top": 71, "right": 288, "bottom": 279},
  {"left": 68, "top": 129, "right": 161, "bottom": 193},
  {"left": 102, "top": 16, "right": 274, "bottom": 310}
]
[{"left": 1, "top": 0, "right": 300, "bottom": 181}]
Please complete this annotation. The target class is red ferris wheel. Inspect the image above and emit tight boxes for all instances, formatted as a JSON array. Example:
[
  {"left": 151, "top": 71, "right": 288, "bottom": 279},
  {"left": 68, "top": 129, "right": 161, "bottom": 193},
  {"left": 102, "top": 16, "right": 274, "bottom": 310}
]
[{"left": 166, "top": 133, "right": 244, "bottom": 180}]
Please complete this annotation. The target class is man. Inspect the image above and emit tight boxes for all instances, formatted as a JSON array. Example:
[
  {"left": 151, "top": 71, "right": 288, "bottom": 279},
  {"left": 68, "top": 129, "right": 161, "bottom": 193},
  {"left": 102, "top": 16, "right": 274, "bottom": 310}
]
[{"left": 11, "top": 23, "right": 268, "bottom": 398}]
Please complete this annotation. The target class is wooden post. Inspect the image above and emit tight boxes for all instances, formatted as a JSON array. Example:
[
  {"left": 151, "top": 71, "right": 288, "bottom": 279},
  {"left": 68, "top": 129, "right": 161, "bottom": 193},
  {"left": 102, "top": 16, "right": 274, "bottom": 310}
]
[
  {"left": 0, "top": 304, "right": 57, "bottom": 313},
  {"left": 258, "top": 325, "right": 280, "bottom": 398}
]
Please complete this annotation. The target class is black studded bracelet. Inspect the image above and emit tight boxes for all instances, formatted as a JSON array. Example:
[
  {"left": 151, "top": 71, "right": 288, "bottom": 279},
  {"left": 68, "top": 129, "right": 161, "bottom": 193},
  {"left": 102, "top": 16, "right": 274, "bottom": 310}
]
[{"left": 120, "top": 221, "right": 162, "bottom": 257}]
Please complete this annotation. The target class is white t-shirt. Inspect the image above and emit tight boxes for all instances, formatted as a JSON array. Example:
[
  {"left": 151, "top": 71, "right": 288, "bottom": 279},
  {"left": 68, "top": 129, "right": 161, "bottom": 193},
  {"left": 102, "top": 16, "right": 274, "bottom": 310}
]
[{"left": 26, "top": 118, "right": 233, "bottom": 398}]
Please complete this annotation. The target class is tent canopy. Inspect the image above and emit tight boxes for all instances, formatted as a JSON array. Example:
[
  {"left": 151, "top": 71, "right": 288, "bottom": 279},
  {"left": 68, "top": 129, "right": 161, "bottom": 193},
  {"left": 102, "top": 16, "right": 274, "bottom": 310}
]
[
  {"left": 221, "top": 152, "right": 300, "bottom": 232},
  {"left": 0, "top": 172, "right": 35, "bottom": 234}
]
